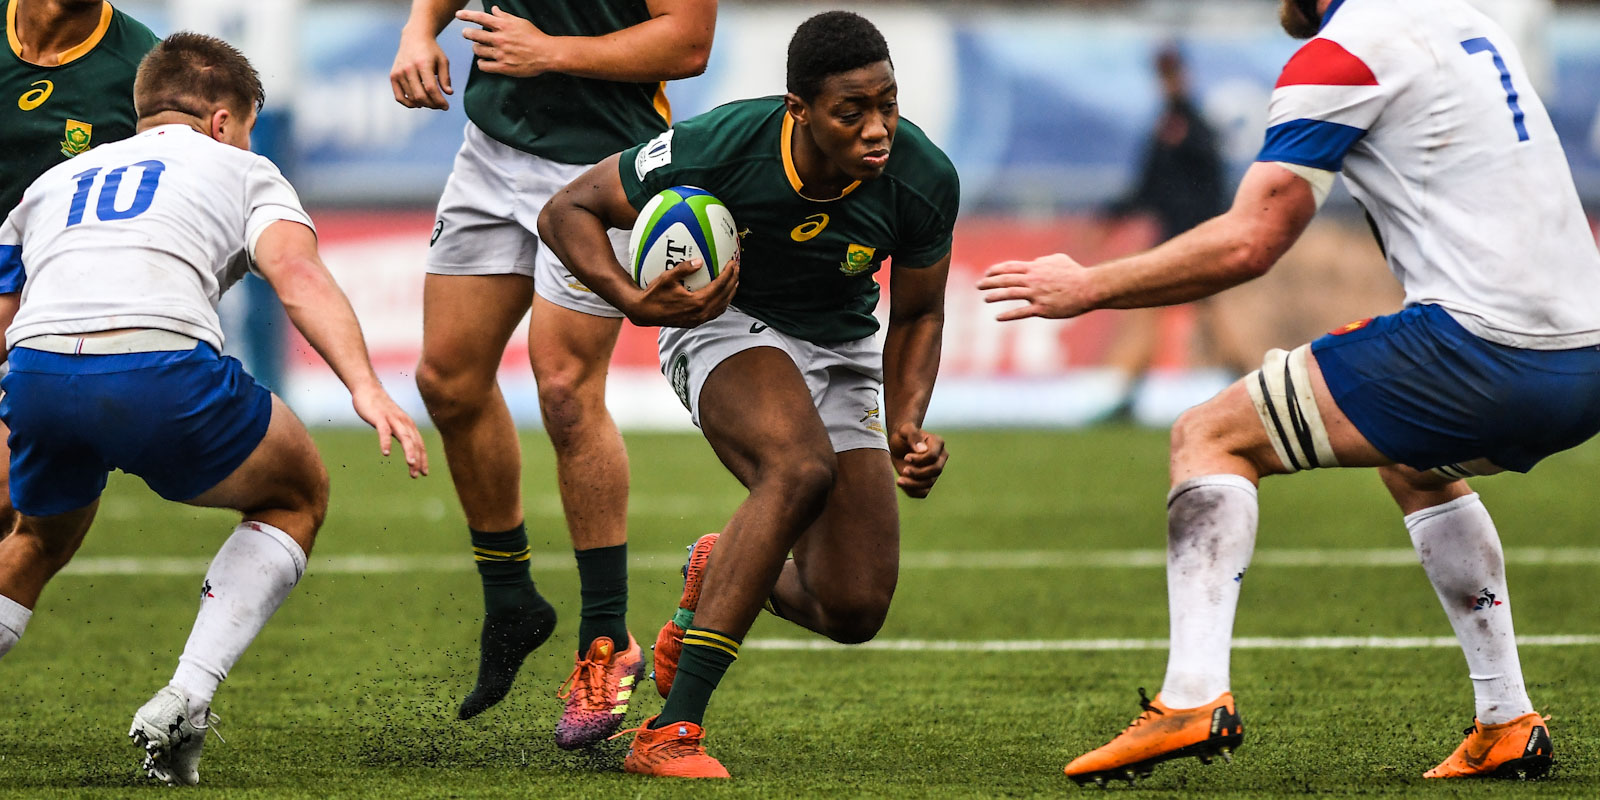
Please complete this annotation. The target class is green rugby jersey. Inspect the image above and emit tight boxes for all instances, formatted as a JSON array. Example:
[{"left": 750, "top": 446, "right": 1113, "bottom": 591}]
[
  {"left": 0, "top": 0, "right": 158, "bottom": 217},
  {"left": 620, "top": 97, "right": 960, "bottom": 344},
  {"left": 464, "top": 0, "right": 669, "bottom": 165}
]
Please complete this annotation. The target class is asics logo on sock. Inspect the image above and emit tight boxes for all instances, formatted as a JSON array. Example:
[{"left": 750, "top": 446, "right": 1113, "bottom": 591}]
[
  {"left": 1471, "top": 588, "right": 1503, "bottom": 611},
  {"left": 200, "top": 580, "right": 214, "bottom": 599}
]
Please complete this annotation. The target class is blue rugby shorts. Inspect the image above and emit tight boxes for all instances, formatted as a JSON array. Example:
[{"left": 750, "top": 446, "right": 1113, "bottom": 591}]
[
  {"left": 1311, "top": 304, "right": 1600, "bottom": 473},
  {"left": 1, "top": 342, "right": 272, "bottom": 516}
]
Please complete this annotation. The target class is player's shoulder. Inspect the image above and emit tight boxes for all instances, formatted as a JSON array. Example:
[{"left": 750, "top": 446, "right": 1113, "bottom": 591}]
[
  {"left": 884, "top": 117, "right": 959, "bottom": 204},
  {"left": 104, "top": 3, "right": 162, "bottom": 63},
  {"left": 680, "top": 96, "right": 787, "bottom": 136},
  {"left": 1298, "top": 0, "right": 1441, "bottom": 74}
]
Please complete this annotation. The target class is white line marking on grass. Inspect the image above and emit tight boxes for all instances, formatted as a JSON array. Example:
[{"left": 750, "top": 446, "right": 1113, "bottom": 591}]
[
  {"left": 58, "top": 547, "right": 1600, "bottom": 577},
  {"left": 743, "top": 635, "right": 1600, "bottom": 653}
]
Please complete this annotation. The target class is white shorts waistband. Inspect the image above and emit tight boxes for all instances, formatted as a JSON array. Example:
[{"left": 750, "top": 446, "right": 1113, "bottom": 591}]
[{"left": 14, "top": 330, "right": 201, "bottom": 355}]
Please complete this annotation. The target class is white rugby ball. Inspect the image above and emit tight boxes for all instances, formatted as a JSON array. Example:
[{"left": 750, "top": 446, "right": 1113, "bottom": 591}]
[{"left": 627, "top": 185, "right": 739, "bottom": 291}]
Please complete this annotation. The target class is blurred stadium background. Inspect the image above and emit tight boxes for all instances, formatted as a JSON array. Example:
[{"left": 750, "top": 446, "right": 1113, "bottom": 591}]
[{"left": 111, "top": 0, "right": 1599, "bottom": 432}]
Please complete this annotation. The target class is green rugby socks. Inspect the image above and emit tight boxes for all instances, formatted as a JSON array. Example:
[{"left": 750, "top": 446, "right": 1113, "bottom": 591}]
[
  {"left": 574, "top": 543, "right": 629, "bottom": 654},
  {"left": 653, "top": 627, "right": 740, "bottom": 728},
  {"left": 458, "top": 523, "right": 557, "bottom": 720}
]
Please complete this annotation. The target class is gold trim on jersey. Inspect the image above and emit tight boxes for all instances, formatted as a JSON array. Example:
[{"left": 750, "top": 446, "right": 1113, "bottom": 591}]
[
  {"left": 8, "top": 0, "right": 114, "bottom": 66},
  {"left": 781, "top": 113, "right": 860, "bottom": 202},
  {"left": 652, "top": 81, "right": 671, "bottom": 124}
]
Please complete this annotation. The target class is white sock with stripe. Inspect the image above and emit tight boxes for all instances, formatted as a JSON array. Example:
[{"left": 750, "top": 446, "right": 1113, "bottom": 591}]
[
  {"left": 1406, "top": 493, "right": 1533, "bottom": 725},
  {"left": 0, "top": 592, "right": 31, "bottom": 659},
  {"left": 1159, "top": 474, "right": 1259, "bottom": 709},
  {"left": 171, "top": 521, "right": 307, "bottom": 723}
]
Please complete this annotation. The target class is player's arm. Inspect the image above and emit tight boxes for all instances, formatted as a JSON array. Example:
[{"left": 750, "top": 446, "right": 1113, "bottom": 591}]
[
  {"left": 884, "top": 253, "right": 952, "bottom": 499},
  {"left": 979, "top": 162, "right": 1321, "bottom": 320},
  {"left": 537, "top": 153, "right": 737, "bottom": 328},
  {"left": 391, "top": 0, "right": 471, "bottom": 110},
  {"left": 252, "top": 221, "right": 429, "bottom": 478},
  {"left": 460, "top": 0, "right": 715, "bottom": 81},
  {"left": 0, "top": 293, "right": 16, "bottom": 364}
]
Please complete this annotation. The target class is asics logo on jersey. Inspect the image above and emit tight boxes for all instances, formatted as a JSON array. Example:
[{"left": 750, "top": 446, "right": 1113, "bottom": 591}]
[
  {"left": 790, "top": 214, "right": 829, "bottom": 242},
  {"left": 18, "top": 80, "right": 53, "bottom": 111}
]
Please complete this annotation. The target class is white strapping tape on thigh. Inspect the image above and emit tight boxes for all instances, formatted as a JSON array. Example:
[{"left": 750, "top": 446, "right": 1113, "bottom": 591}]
[{"left": 1244, "top": 344, "right": 1339, "bottom": 472}]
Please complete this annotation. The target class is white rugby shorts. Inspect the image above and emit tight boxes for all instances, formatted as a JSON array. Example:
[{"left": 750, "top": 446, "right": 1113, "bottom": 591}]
[
  {"left": 657, "top": 306, "right": 888, "bottom": 453},
  {"left": 426, "top": 122, "right": 629, "bottom": 318}
]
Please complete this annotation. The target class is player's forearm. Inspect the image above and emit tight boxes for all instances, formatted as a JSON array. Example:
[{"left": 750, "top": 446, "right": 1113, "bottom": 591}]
[
  {"left": 883, "top": 311, "right": 944, "bottom": 432},
  {"left": 537, "top": 201, "right": 643, "bottom": 313},
  {"left": 403, "top": 0, "right": 470, "bottom": 39},
  {"left": 1091, "top": 213, "right": 1287, "bottom": 310},
  {"left": 543, "top": 14, "right": 712, "bottom": 82},
  {"left": 271, "top": 259, "right": 385, "bottom": 397}
]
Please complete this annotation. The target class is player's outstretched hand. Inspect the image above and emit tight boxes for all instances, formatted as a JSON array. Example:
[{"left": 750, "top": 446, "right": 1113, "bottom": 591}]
[
  {"left": 628, "top": 256, "right": 740, "bottom": 329},
  {"left": 458, "top": 6, "right": 554, "bottom": 78},
  {"left": 978, "top": 253, "right": 1098, "bottom": 321},
  {"left": 391, "top": 25, "right": 453, "bottom": 109},
  {"left": 889, "top": 422, "right": 948, "bottom": 499},
  {"left": 352, "top": 385, "right": 429, "bottom": 479}
]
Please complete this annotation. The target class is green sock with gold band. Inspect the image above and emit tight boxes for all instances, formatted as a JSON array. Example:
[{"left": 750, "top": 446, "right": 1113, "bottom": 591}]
[
  {"left": 458, "top": 523, "right": 557, "bottom": 720},
  {"left": 652, "top": 627, "right": 740, "bottom": 728}
]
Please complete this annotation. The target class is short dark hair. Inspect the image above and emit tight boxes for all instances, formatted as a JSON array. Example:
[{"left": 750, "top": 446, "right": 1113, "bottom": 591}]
[
  {"left": 786, "top": 11, "right": 892, "bottom": 102},
  {"left": 134, "top": 31, "right": 264, "bottom": 121}
]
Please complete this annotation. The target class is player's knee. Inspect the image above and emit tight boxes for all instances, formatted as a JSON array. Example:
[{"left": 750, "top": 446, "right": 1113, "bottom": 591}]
[
  {"left": 820, "top": 594, "right": 891, "bottom": 644},
  {"left": 1171, "top": 403, "right": 1228, "bottom": 461},
  {"left": 533, "top": 367, "right": 603, "bottom": 447},
  {"left": 763, "top": 451, "right": 837, "bottom": 513},
  {"left": 414, "top": 358, "right": 484, "bottom": 424}
]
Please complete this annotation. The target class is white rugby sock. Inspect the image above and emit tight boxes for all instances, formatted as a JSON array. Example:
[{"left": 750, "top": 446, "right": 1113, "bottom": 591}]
[
  {"left": 171, "top": 521, "right": 307, "bottom": 723},
  {"left": 0, "top": 592, "right": 31, "bottom": 659},
  {"left": 1406, "top": 493, "right": 1533, "bottom": 725},
  {"left": 1159, "top": 474, "right": 1259, "bottom": 709}
]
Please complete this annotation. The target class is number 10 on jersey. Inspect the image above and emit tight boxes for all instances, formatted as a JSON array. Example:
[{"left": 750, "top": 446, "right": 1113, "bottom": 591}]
[{"left": 66, "top": 160, "right": 167, "bottom": 227}]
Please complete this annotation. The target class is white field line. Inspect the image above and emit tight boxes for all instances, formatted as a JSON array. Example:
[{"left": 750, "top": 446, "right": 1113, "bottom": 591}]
[
  {"left": 743, "top": 635, "right": 1600, "bottom": 652},
  {"left": 56, "top": 547, "right": 1600, "bottom": 577}
]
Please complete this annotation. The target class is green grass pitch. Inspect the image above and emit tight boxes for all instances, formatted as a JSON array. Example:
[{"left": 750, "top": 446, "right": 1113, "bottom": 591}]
[{"left": 3, "top": 427, "right": 1599, "bottom": 798}]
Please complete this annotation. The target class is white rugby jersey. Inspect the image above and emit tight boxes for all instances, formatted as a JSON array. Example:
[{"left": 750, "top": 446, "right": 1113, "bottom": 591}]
[
  {"left": 0, "top": 124, "right": 313, "bottom": 351},
  {"left": 1258, "top": 0, "right": 1600, "bottom": 350}
]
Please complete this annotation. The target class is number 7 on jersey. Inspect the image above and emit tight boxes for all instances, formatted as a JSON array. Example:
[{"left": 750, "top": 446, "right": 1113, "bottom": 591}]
[{"left": 1461, "top": 37, "right": 1530, "bottom": 143}]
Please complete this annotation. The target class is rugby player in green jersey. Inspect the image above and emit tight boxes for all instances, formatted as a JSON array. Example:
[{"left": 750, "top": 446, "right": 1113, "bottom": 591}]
[
  {"left": 389, "top": 0, "right": 716, "bottom": 747},
  {"left": 0, "top": 0, "right": 158, "bottom": 538},
  {"left": 541, "top": 11, "right": 960, "bottom": 777}
]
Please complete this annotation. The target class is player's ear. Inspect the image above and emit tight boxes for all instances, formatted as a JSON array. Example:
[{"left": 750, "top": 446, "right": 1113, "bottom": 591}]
[
  {"left": 783, "top": 93, "right": 809, "bottom": 127},
  {"left": 208, "top": 107, "right": 232, "bottom": 144}
]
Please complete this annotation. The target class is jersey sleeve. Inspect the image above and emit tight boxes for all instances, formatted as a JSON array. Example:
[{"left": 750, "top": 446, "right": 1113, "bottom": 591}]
[
  {"left": 242, "top": 157, "right": 315, "bottom": 266},
  {"left": 895, "top": 150, "right": 961, "bottom": 269},
  {"left": 618, "top": 104, "right": 745, "bottom": 210},
  {"left": 0, "top": 213, "right": 24, "bottom": 294},
  {"left": 1256, "top": 35, "right": 1396, "bottom": 172}
]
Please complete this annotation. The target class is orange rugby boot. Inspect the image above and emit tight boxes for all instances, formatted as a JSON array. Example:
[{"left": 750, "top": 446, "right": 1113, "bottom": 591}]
[
  {"left": 652, "top": 533, "right": 718, "bottom": 697},
  {"left": 617, "top": 715, "right": 731, "bottom": 778},
  {"left": 1064, "top": 689, "right": 1243, "bottom": 787},
  {"left": 1424, "top": 713, "right": 1553, "bottom": 779},
  {"left": 553, "top": 635, "right": 645, "bottom": 750}
]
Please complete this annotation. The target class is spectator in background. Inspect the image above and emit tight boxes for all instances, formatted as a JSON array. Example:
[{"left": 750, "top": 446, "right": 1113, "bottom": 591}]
[{"left": 1099, "top": 43, "right": 1249, "bottom": 421}]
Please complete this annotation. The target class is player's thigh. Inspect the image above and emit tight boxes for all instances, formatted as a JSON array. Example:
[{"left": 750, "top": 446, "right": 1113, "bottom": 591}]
[
  {"left": 697, "top": 347, "right": 835, "bottom": 488},
  {"left": 791, "top": 447, "right": 900, "bottom": 596},
  {"left": 419, "top": 273, "right": 534, "bottom": 384},
  {"left": 1177, "top": 342, "right": 1392, "bottom": 480},
  {"left": 527, "top": 295, "right": 623, "bottom": 391},
  {"left": 185, "top": 395, "right": 326, "bottom": 533}
]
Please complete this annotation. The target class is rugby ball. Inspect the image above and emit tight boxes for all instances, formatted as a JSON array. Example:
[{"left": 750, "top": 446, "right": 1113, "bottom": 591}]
[{"left": 628, "top": 186, "right": 739, "bottom": 291}]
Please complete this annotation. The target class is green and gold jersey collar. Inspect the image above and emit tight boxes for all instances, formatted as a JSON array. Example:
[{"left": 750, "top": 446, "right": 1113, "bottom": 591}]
[
  {"left": 7, "top": 0, "right": 114, "bottom": 67},
  {"left": 780, "top": 112, "right": 861, "bottom": 203}
]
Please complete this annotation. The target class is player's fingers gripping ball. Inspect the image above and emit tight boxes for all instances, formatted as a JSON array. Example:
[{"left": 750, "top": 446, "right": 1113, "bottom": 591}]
[{"left": 628, "top": 186, "right": 740, "bottom": 291}]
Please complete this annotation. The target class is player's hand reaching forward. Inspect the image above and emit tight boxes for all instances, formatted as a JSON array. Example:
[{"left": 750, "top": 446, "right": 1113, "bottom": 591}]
[
  {"left": 352, "top": 384, "right": 430, "bottom": 479},
  {"left": 391, "top": 22, "right": 454, "bottom": 110},
  {"left": 978, "top": 253, "right": 1099, "bottom": 321},
  {"left": 459, "top": 6, "right": 558, "bottom": 78},
  {"left": 889, "top": 423, "right": 948, "bottom": 499},
  {"left": 627, "top": 256, "right": 740, "bottom": 329}
]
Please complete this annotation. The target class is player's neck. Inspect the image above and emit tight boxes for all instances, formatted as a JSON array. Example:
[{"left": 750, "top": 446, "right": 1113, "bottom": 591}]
[
  {"left": 789, "top": 122, "right": 857, "bottom": 200},
  {"left": 12, "top": 0, "right": 106, "bottom": 67},
  {"left": 137, "top": 112, "right": 207, "bottom": 138}
]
